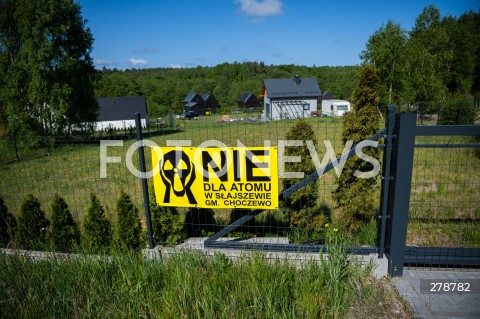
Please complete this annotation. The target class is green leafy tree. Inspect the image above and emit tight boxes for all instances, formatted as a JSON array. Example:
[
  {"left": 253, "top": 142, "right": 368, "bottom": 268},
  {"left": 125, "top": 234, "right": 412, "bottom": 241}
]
[
  {"left": 0, "top": 195, "right": 17, "bottom": 247},
  {"left": 334, "top": 66, "right": 381, "bottom": 231},
  {"left": 16, "top": 194, "right": 50, "bottom": 250},
  {"left": 50, "top": 194, "right": 80, "bottom": 252},
  {"left": 283, "top": 119, "right": 329, "bottom": 240},
  {"left": 83, "top": 193, "right": 112, "bottom": 252},
  {"left": 403, "top": 5, "right": 451, "bottom": 113},
  {"left": 114, "top": 191, "right": 141, "bottom": 250},
  {"left": 0, "top": 0, "right": 97, "bottom": 138},
  {"left": 360, "top": 20, "right": 407, "bottom": 105}
]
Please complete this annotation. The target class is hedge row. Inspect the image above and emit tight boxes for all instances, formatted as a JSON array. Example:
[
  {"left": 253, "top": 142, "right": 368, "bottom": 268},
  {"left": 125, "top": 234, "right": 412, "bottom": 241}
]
[{"left": 0, "top": 192, "right": 164, "bottom": 253}]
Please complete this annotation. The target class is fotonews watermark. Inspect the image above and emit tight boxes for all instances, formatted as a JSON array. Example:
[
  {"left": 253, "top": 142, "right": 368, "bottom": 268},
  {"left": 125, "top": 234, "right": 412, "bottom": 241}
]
[{"left": 99, "top": 139, "right": 380, "bottom": 180}]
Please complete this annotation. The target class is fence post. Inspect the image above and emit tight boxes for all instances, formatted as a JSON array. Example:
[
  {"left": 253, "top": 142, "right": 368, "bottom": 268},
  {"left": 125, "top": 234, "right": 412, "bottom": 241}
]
[
  {"left": 134, "top": 113, "right": 154, "bottom": 249},
  {"left": 385, "top": 112, "right": 416, "bottom": 276},
  {"left": 377, "top": 105, "right": 395, "bottom": 258}
]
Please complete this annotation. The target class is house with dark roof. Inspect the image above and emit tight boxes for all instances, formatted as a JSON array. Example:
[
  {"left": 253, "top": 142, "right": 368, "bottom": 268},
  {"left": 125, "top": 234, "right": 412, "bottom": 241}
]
[
  {"left": 202, "top": 93, "right": 220, "bottom": 113},
  {"left": 261, "top": 75, "right": 322, "bottom": 119},
  {"left": 183, "top": 93, "right": 206, "bottom": 115},
  {"left": 237, "top": 93, "right": 260, "bottom": 110},
  {"left": 96, "top": 96, "right": 148, "bottom": 130}
]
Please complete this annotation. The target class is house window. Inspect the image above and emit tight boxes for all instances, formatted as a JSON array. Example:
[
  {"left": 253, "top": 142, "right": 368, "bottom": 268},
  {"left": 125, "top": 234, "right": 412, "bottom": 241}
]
[
  {"left": 303, "top": 104, "right": 310, "bottom": 110},
  {"left": 337, "top": 105, "right": 348, "bottom": 111}
]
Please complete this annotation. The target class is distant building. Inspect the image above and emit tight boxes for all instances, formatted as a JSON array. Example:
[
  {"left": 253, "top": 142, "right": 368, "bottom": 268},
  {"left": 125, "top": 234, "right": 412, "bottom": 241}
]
[
  {"left": 261, "top": 75, "right": 322, "bottom": 119},
  {"left": 183, "top": 93, "right": 206, "bottom": 115},
  {"left": 319, "top": 90, "right": 334, "bottom": 101},
  {"left": 237, "top": 93, "right": 260, "bottom": 110},
  {"left": 202, "top": 93, "right": 220, "bottom": 113},
  {"left": 95, "top": 96, "right": 147, "bottom": 130}
]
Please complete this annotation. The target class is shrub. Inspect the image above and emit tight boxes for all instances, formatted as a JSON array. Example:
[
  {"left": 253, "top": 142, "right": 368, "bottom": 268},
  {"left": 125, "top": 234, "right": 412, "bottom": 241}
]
[
  {"left": 228, "top": 209, "right": 256, "bottom": 234},
  {"left": 439, "top": 92, "right": 476, "bottom": 125},
  {"left": 83, "top": 193, "right": 112, "bottom": 252},
  {"left": 0, "top": 195, "right": 17, "bottom": 248},
  {"left": 283, "top": 119, "right": 318, "bottom": 211},
  {"left": 50, "top": 194, "right": 80, "bottom": 252},
  {"left": 114, "top": 191, "right": 141, "bottom": 250},
  {"left": 16, "top": 194, "right": 50, "bottom": 250},
  {"left": 282, "top": 119, "right": 329, "bottom": 239},
  {"left": 184, "top": 208, "right": 216, "bottom": 237},
  {"left": 150, "top": 184, "right": 185, "bottom": 244},
  {"left": 334, "top": 65, "right": 381, "bottom": 231}
]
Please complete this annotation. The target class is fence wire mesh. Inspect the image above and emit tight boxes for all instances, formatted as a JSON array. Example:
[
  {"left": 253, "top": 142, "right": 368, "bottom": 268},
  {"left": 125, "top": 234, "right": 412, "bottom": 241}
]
[
  {"left": 407, "top": 134, "right": 480, "bottom": 268},
  {"left": 2, "top": 114, "right": 383, "bottom": 250}
]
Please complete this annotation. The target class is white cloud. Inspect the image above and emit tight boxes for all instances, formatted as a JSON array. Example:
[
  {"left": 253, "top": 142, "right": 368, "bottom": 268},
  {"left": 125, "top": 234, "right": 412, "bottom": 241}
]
[
  {"left": 169, "top": 64, "right": 183, "bottom": 68},
  {"left": 128, "top": 58, "right": 149, "bottom": 67},
  {"left": 235, "top": 0, "right": 283, "bottom": 17}
]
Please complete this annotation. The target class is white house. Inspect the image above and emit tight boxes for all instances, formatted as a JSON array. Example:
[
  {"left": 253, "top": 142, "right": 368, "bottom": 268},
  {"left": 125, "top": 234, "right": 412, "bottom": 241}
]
[
  {"left": 261, "top": 76, "right": 321, "bottom": 120},
  {"left": 321, "top": 99, "right": 351, "bottom": 117},
  {"left": 95, "top": 96, "right": 148, "bottom": 130}
]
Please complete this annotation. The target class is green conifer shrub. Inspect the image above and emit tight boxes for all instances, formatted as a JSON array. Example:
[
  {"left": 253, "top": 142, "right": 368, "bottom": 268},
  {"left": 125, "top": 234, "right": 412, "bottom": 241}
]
[
  {"left": 113, "top": 191, "right": 141, "bottom": 250},
  {"left": 83, "top": 193, "right": 112, "bottom": 252},
  {"left": 150, "top": 185, "right": 185, "bottom": 244},
  {"left": 334, "top": 65, "right": 382, "bottom": 231},
  {"left": 283, "top": 119, "right": 329, "bottom": 240},
  {"left": 184, "top": 208, "right": 216, "bottom": 237},
  {"left": 0, "top": 195, "right": 17, "bottom": 248},
  {"left": 16, "top": 194, "right": 50, "bottom": 250},
  {"left": 50, "top": 194, "right": 80, "bottom": 252}
]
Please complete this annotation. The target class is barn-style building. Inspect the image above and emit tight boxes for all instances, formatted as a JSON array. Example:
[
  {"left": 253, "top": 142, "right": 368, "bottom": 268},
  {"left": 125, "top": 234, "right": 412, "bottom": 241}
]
[
  {"left": 202, "top": 93, "right": 220, "bottom": 113},
  {"left": 237, "top": 93, "right": 260, "bottom": 111},
  {"left": 95, "top": 96, "right": 148, "bottom": 130}
]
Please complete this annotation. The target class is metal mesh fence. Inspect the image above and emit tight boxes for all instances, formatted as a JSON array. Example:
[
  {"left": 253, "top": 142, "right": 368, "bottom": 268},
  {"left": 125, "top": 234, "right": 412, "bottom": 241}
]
[
  {"left": 407, "top": 134, "right": 480, "bottom": 267},
  {"left": 1, "top": 114, "right": 371, "bottom": 248}
]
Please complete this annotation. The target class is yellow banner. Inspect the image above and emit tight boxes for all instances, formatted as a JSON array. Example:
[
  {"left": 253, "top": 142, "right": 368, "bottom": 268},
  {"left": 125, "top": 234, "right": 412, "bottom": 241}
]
[{"left": 151, "top": 147, "right": 278, "bottom": 209}]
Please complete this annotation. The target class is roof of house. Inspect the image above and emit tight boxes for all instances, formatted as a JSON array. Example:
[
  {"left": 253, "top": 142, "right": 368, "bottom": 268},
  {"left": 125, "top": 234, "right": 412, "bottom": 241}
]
[
  {"left": 184, "top": 92, "right": 203, "bottom": 103},
  {"left": 96, "top": 96, "right": 147, "bottom": 121},
  {"left": 238, "top": 93, "right": 258, "bottom": 103},
  {"left": 263, "top": 76, "right": 321, "bottom": 98},
  {"left": 202, "top": 93, "right": 215, "bottom": 101},
  {"left": 184, "top": 102, "right": 202, "bottom": 108}
]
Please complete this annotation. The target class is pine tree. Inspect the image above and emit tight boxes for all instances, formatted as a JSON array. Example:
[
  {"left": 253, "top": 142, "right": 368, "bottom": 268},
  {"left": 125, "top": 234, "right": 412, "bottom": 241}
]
[
  {"left": 334, "top": 65, "right": 382, "bottom": 231},
  {"left": 283, "top": 119, "right": 329, "bottom": 240},
  {"left": 83, "top": 193, "right": 112, "bottom": 252},
  {"left": 16, "top": 194, "right": 50, "bottom": 250},
  {"left": 0, "top": 195, "right": 17, "bottom": 248},
  {"left": 50, "top": 194, "right": 80, "bottom": 252},
  {"left": 114, "top": 191, "right": 141, "bottom": 250}
]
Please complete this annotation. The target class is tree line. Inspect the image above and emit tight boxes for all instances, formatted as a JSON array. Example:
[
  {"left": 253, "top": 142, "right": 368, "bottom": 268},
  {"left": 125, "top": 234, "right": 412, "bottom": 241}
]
[
  {"left": 94, "top": 63, "right": 359, "bottom": 117},
  {"left": 361, "top": 5, "right": 480, "bottom": 124}
]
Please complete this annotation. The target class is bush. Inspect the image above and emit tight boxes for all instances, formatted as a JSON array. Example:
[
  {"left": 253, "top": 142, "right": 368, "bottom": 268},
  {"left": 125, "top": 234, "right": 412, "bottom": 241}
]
[
  {"left": 83, "top": 193, "right": 112, "bottom": 252},
  {"left": 334, "top": 65, "right": 381, "bottom": 231},
  {"left": 282, "top": 119, "right": 330, "bottom": 239},
  {"left": 150, "top": 184, "right": 185, "bottom": 244},
  {"left": 184, "top": 208, "right": 216, "bottom": 237},
  {"left": 16, "top": 194, "right": 50, "bottom": 250},
  {"left": 0, "top": 195, "right": 17, "bottom": 248},
  {"left": 439, "top": 92, "right": 476, "bottom": 125},
  {"left": 50, "top": 194, "right": 80, "bottom": 252},
  {"left": 114, "top": 191, "right": 141, "bottom": 250}
]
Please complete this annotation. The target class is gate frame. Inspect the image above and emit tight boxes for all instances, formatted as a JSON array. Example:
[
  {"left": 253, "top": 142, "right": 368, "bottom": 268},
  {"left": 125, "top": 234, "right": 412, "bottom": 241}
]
[{"left": 383, "top": 113, "right": 480, "bottom": 276}]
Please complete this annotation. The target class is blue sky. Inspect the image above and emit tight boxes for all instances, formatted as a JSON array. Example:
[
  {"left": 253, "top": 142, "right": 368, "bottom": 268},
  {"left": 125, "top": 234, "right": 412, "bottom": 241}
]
[{"left": 78, "top": 0, "right": 479, "bottom": 69}]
